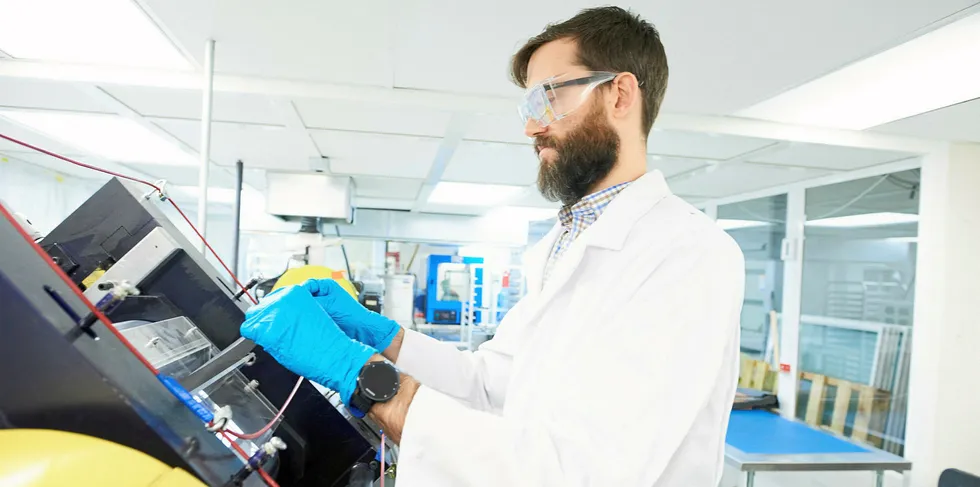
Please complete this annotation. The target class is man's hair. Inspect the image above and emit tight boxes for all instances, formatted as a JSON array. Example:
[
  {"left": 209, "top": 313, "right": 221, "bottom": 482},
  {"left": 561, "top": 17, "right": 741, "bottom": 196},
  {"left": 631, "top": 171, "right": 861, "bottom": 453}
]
[{"left": 511, "top": 6, "right": 669, "bottom": 137}]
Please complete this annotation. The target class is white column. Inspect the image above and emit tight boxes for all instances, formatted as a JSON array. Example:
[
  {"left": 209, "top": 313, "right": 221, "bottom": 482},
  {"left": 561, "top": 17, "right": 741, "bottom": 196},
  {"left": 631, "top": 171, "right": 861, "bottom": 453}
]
[
  {"left": 704, "top": 202, "right": 718, "bottom": 220},
  {"left": 196, "top": 39, "right": 216, "bottom": 253},
  {"left": 905, "top": 143, "right": 980, "bottom": 485},
  {"left": 776, "top": 186, "right": 805, "bottom": 418}
]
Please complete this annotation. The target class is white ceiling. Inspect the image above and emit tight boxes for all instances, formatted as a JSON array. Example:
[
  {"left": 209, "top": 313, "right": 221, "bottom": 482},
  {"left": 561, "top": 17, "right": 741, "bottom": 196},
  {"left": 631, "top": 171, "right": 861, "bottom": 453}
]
[
  {"left": 872, "top": 97, "right": 980, "bottom": 142},
  {"left": 1, "top": 0, "right": 972, "bottom": 217}
]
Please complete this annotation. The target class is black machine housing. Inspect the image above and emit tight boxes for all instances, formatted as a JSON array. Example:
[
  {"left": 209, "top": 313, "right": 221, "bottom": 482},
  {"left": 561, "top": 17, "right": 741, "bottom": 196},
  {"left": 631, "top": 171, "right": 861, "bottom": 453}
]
[{"left": 0, "top": 178, "right": 378, "bottom": 486}]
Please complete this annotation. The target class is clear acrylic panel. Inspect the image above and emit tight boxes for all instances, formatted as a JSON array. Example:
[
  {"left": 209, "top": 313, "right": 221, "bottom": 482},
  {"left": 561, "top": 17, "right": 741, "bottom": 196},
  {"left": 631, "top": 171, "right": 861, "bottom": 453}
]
[{"left": 117, "top": 316, "right": 281, "bottom": 455}]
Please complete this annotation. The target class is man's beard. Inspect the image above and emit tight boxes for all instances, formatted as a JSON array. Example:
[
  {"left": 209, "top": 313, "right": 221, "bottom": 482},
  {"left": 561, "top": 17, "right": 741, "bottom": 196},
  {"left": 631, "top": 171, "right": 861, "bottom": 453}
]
[{"left": 534, "top": 104, "right": 620, "bottom": 207}]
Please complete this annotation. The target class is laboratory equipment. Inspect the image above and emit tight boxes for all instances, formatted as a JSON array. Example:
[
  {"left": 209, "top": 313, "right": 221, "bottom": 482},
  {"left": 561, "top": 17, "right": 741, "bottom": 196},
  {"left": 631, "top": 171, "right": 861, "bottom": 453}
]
[
  {"left": 425, "top": 254, "right": 483, "bottom": 324},
  {"left": 382, "top": 273, "right": 415, "bottom": 327},
  {"left": 0, "top": 178, "right": 384, "bottom": 486}
]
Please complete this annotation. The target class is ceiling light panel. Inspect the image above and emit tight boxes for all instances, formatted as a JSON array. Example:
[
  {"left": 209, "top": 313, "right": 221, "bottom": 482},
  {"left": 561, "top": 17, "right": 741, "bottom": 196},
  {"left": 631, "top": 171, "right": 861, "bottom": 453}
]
[
  {"left": 427, "top": 182, "right": 524, "bottom": 206},
  {"left": 739, "top": 12, "right": 980, "bottom": 130},
  {"left": 0, "top": 0, "right": 189, "bottom": 69},
  {"left": 0, "top": 110, "right": 196, "bottom": 166}
]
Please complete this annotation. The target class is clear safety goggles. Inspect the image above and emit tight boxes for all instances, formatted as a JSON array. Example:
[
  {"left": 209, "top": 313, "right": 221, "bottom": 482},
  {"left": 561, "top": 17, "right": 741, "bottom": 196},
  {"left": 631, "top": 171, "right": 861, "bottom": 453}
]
[{"left": 518, "top": 71, "right": 618, "bottom": 127}]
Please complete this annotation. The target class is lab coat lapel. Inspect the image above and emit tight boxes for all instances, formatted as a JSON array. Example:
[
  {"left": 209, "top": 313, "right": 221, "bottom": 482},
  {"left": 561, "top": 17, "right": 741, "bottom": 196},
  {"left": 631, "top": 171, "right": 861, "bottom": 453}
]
[
  {"left": 523, "top": 224, "right": 562, "bottom": 295},
  {"left": 514, "top": 171, "right": 673, "bottom": 330}
]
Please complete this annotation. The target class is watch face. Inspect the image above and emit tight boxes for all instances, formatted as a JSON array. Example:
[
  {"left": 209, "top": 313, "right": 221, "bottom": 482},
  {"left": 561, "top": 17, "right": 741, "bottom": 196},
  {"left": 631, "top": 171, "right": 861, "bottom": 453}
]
[{"left": 358, "top": 362, "right": 399, "bottom": 402}]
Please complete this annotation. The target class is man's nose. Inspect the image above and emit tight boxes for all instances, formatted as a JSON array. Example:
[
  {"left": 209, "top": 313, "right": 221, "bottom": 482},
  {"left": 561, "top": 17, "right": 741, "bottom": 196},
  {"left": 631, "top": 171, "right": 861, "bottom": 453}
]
[{"left": 524, "top": 119, "right": 548, "bottom": 138}]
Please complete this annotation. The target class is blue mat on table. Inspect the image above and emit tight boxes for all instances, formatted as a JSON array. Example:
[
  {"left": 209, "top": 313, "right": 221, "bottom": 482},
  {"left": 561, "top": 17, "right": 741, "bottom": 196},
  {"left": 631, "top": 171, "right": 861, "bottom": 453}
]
[{"left": 726, "top": 410, "right": 870, "bottom": 455}]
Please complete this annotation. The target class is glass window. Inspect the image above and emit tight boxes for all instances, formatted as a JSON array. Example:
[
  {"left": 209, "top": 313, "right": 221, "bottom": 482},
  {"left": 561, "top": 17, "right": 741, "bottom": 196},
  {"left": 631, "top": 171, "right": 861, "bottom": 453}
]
[
  {"left": 436, "top": 263, "right": 468, "bottom": 302},
  {"left": 798, "top": 169, "right": 919, "bottom": 456},
  {"left": 718, "top": 194, "right": 787, "bottom": 360}
]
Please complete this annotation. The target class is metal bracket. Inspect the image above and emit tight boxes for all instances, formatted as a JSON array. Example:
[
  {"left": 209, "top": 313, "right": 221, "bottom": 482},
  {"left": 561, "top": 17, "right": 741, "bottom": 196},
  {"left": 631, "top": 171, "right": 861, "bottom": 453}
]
[{"left": 180, "top": 337, "right": 257, "bottom": 392}]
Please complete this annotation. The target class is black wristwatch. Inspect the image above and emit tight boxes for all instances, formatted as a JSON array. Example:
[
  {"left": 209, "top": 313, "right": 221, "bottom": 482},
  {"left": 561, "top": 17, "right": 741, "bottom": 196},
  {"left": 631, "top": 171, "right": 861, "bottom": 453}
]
[{"left": 349, "top": 361, "right": 400, "bottom": 418}]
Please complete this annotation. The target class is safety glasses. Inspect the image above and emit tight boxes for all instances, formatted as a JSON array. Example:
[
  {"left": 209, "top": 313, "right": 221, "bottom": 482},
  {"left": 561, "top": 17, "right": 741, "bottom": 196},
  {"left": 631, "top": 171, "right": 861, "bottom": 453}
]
[{"left": 518, "top": 71, "right": 618, "bottom": 127}]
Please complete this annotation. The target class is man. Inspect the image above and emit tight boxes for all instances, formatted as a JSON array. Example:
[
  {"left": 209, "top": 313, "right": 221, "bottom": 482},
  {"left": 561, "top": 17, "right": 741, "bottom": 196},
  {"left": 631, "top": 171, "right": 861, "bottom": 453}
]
[{"left": 242, "top": 6, "right": 745, "bottom": 486}]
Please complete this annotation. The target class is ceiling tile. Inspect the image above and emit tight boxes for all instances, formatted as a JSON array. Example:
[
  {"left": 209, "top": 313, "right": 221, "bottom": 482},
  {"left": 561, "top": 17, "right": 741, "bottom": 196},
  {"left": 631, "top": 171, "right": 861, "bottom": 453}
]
[
  {"left": 390, "top": 0, "right": 975, "bottom": 115},
  {"left": 141, "top": 0, "right": 394, "bottom": 86},
  {"left": 309, "top": 130, "right": 439, "bottom": 179},
  {"left": 152, "top": 118, "right": 313, "bottom": 170},
  {"left": 648, "top": 130, "right": 776, "bottom": 160},
  {"left": 443, "top": 141, "right": 538, "bottom": 185},
  {"left": 749, "top": 143, "right": 914, "bottom": 170},
  {"left": 668, "top": 162, "right": 830, "bottom": 198},
  {"left": 103, "top": 86, "right": 283, "bottom": 125},
  {"left": 0, "top": 78, "right": 111, "bottom": 114},
  {"left": 466, "top": 113, "right": 530, "bottom": 145},
  {"left": 294, "top": 98, "right": 451, "bottom": 137},
  {"left": 354, "top": 176, "right": 423, "bottom": 199},
  {"left": 872, "top": 97, "right": 980, "bottom": 143}
]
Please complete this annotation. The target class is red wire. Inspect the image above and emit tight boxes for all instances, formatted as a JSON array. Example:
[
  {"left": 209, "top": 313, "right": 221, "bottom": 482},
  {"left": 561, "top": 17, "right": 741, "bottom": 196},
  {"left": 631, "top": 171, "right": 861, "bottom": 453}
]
[
  {"left": 220, "top": 431, "right": 280, "bottom": 487},
  {"left": 0, "top": 132, "right": 257, "bottom": 304},
  {"left": 165, "top": 198, "right": 257, "bottom": 304},
  {"left": 225, "top": 376, "right": 304, "bottom": 440},
  {"left": 0, "top": 201, "right": 160, "bottom": 374},
  {"left": 0, "top": 133, "right": 162, "bottom": 191},
  {"left": 257, "top": 465, "right": 280, "bottom": 487}
]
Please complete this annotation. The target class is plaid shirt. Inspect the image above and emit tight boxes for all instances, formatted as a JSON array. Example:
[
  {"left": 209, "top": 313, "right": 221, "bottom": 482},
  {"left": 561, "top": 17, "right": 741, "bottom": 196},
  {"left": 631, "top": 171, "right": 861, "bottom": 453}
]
[{"left": 543, "top": 182, "right": 631, "bottom": 285}]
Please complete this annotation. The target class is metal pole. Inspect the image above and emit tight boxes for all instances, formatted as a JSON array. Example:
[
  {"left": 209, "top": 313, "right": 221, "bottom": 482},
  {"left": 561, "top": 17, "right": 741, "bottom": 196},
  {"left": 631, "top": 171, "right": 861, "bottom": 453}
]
[
  {"left": 231, "top": 160, "right": 243, "bottom": 277},
  {"left": 196, "top": 38, "right": 216, "bottom": 254}
]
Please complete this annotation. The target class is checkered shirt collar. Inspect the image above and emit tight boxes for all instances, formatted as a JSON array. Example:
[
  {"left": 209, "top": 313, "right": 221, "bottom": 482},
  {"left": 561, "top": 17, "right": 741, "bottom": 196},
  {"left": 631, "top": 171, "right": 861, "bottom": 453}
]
[{"left": 557, "top": 182, "right": 632, "bottom": 228}]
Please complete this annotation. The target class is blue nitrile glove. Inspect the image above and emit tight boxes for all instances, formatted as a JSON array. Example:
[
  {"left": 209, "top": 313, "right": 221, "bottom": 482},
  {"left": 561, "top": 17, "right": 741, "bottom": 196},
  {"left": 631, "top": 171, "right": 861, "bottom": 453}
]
[
  {"left": 240, "top": 285, "right": 375, "bottom": 405},
  {"left": 300, "top": 278, "right": 401, "bottom": 351}
]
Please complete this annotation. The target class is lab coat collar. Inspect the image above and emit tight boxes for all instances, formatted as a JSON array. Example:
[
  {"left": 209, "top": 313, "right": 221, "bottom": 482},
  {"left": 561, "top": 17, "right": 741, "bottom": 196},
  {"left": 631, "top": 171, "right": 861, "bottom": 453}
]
[
  {"left": 578, "top": 170, "right": 672, "bottom": 251},
  {"left": 521, "top": 171, "right": 671, "bottom": 294}
]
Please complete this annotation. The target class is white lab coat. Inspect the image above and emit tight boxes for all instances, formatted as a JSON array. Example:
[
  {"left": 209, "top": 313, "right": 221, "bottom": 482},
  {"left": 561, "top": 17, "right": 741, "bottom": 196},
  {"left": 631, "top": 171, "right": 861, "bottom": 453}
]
[{"left": 394, "top": 171, "right": 745, "bottom": 487}]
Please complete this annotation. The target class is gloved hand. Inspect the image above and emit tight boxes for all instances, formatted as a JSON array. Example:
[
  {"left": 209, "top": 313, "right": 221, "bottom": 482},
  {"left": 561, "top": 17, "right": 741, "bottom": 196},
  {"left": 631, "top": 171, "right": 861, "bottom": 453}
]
[
  {"left": 300, "top": 278, "right": 401, "bottom": 351},
  {"left": 240, "top": 285, "right": 376, "bottom": 405}
]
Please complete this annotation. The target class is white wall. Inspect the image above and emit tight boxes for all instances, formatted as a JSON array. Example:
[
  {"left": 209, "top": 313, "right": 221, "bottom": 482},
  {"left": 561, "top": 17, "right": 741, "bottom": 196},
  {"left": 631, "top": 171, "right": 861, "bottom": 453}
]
[{"left": 0, "top": 155, "right": 105, "bottom": 234}]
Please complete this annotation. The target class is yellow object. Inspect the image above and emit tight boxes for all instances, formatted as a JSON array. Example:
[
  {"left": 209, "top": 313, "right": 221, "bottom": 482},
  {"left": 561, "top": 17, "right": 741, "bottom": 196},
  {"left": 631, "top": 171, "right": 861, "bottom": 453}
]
[
  {"left": 81, "top": 268, "right": 107, "bottom": 290},
  {"left": 0, "top": 429, "right": 206, "bottom": 487},
  {"left": 273, "top": 265, "right": 358, "bottom": 298}
]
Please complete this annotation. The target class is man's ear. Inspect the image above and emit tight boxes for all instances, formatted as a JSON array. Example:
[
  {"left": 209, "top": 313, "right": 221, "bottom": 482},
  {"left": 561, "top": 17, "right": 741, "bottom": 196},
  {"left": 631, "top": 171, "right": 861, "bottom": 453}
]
[{"left": 611, "top": 72, "right": 640, "bottom": 119}]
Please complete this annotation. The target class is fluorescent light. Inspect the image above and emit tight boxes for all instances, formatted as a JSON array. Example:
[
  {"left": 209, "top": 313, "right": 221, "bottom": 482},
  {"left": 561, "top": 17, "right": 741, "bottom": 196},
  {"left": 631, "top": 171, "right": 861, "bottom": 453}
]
[
  {"left": 0, "top": 111, "right": 196, "bottom": 166},
  {"left": 738, "top": 12, "right": 980, "bottom": 129},
  {"left": 0, "top": 0, "right": 189, "bottom": 69},
  {"left": 807, "top": 212, "right": 918, "bottom": 228},
  {"left": 717, "top": 219, "right": 771, "bottom": 231},
  {"left": 428, "top": 182, "right": 524, "bottom": 206}
]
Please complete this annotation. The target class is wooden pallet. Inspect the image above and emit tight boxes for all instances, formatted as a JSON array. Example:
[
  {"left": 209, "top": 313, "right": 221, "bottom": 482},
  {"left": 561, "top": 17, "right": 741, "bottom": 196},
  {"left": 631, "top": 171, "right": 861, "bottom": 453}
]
[
  {"left": 799, "top": 372, "right": 891, "bottom": 448},
  {"left": 737, "top": 357, "right": 891, "bottom": 448},
  {"left": 738, "top": 355, "right": 779, "bottom": 392}
]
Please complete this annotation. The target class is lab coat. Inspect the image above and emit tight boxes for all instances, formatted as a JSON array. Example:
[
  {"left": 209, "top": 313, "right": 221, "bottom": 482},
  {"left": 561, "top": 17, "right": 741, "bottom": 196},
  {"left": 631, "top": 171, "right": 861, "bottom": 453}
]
[{"left": 394, "top": 171, "right": 745, "bottom": 487}]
